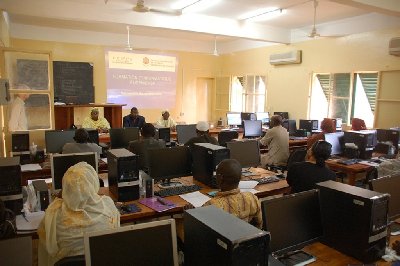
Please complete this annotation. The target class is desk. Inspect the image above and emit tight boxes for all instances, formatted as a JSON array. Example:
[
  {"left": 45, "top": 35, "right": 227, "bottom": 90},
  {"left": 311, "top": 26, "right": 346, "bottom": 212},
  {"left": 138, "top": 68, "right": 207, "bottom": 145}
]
[
  {"left": 325, "top": 159, "right": 373, "bottom": 186},
  {"left": 54, "top": 104, "right": 126, "bottom": 130}
]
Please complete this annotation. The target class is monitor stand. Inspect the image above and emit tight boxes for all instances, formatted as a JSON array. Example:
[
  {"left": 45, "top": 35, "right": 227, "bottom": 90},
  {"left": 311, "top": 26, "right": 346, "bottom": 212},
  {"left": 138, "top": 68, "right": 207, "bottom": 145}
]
[{"left": 158, "top": 179, "right": 183, "bottom": 189}]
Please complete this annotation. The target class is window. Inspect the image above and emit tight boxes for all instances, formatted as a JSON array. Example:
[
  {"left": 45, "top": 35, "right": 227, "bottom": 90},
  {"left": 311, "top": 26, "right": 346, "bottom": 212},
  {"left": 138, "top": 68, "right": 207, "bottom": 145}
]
[
  {"left": 230, "top": 75, "right": 266, "bottom": 112},
  {"left": 309, "top": 72, "right": 378, "bottom": 127}
]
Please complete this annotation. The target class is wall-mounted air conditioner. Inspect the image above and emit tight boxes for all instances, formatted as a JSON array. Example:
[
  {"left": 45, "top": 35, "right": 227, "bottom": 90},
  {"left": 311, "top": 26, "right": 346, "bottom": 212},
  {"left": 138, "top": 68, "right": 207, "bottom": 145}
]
[
  {"left": 389, "top": 37, "right": 400, "bottom": 56},
  {"left": 269, "top": 50, "right": 302, "bottom": 65}
]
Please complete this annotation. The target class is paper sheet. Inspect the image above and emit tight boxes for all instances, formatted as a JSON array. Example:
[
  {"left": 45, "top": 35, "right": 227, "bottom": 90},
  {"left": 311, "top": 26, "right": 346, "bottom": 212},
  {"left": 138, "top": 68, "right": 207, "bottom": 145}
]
[
  {"left": 358, "top": 161, "right": 379, "bottom": 167},
  {"left": 238, "top": 180, "right": 259, "bottom": 189},
  {"left": 179, "top": 191, "right": 211, "bottom": 208},
  {"left": 16, "top": 211, "right": 45, "bottom": 231},
  {"left": 101, "top": 158, "right": 108, "bottom": 164},
  {"left": 240, "top": 188, "right": 259, "bottom": 194},
  {"left": 21, "top": 164, "right": 42, "bottom": 172}
]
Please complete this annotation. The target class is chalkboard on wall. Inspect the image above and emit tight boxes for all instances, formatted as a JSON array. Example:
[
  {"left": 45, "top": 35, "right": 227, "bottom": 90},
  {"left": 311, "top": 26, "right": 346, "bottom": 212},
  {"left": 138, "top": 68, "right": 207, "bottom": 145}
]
[
  {"left": 17, "top": 59, "right": 49, "bottom": 90},
  {"left": 53, "top": 61, "right": 94, "bottom": 104}
]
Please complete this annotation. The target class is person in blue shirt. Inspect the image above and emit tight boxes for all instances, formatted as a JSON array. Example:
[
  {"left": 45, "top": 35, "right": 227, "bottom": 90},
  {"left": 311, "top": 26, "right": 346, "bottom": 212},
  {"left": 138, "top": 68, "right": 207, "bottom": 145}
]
[{"left": 123, "top": 107, "right": 146, "bottom": 129}]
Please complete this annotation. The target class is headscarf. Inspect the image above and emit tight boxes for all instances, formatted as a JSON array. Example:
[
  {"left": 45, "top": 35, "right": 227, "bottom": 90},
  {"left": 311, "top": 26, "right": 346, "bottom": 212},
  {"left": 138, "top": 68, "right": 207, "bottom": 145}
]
[
  {"left": 39, "top": 162, "right": 119, "bottom": 263},
  {"left": 351, "top": 118, "right": 367, "bottom": 131},
  {"left": 320, "top": 118, "right": 335, "bottom": 133}
]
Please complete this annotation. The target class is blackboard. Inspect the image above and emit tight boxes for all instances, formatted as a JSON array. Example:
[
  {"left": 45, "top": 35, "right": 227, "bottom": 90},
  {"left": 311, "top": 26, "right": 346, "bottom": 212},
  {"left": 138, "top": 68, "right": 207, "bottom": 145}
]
[
  {"left": 53, "top": 61, "right": 94, "bottom": 104},
  {"left": 17, "top": 59, "right": 49, "bottom": 90}
]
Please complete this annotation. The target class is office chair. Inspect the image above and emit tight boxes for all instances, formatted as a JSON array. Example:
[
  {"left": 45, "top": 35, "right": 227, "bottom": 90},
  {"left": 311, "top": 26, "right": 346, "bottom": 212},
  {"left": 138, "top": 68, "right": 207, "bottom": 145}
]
[
  {"left": 218, "top": 130, "right": 239, "bottom": 147},
  {"left": 267, "top": 147, "right": 307, "bottom": 173},
  {"left": 54, "top": 255, "right": 85, "bottom": 266}
]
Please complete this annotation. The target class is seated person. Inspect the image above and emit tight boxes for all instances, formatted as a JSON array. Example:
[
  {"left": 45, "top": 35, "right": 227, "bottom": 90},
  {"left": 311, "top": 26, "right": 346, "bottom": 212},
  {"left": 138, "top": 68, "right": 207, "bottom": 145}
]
[
  {"left": 62, "top": 128, "right": 102, "bottom": 157},
  {"left": 0, "top": 199, "right": 16, "bottom": 239},
  {"left": 128, "top": 123, "right": 166, "bottom": 171},
  {"left": 307, "top": 118, "right": 335, "bottom": 149},
  {"left": 156, "top": 110, "right": 176, "bottom": 131},
  {"left": 123, "top": 107, "right": 146, "bottom": 129},
  {"left": 82, "top": 108, "right": 110, "bottom": 133},
  {"left": 259, "top": 115, "right": 289, "bottom": 167},
  {"left": 38, "top": 162, "right": 120, "bottom": 265},
  {"left": 286, "top": 140, "right": 336, "bottom": 194},
  {"left": 184, "top": 121, "right": 218, "bottom": 148},
  {"left": 351, "top": 118, "right": 367, "bottom": 131},
  {"left": 203, "top": 159, "right": 262, "bottom": 228}
]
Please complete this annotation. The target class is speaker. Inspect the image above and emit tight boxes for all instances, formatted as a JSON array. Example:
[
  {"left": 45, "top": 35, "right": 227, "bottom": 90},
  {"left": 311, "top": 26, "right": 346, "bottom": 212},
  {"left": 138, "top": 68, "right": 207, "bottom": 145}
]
[
  {"left": 0, "top": 79, "right": 10, "bottom": 105},
  {"left": 32, "top": 180, "right": 49, "bottom": 211},
  {"left": 142, "top": 173, "right": 154, "bottom": 198}
]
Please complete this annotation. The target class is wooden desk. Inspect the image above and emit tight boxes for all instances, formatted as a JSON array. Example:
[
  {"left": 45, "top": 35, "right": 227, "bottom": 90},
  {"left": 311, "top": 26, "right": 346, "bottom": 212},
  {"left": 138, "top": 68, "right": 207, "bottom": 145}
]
[
  {"left": 325, "top": 159, "right": 373, "bottom": 186},
  {"left": 54, "top": 104, "right": 126, "bottom": 130}
]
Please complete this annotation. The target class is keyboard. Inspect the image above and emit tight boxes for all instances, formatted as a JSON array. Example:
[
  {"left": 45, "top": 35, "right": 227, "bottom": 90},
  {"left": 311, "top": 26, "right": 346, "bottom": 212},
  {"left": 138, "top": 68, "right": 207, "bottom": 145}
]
[
  {"left": 337, "top": 158, "right": 361, "bottom": 165},
  {"left": 155, "top": 184, "right": 202, "bottom": 197},
  {"left": 257, "top": 176, "right": 280, "bottom": 185}
]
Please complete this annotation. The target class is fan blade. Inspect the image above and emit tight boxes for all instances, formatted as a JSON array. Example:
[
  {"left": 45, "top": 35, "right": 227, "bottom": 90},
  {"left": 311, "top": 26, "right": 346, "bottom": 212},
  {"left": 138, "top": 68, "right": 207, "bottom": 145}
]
[{"left": 148, "top": 8, "right": 182, "bottom": 16}]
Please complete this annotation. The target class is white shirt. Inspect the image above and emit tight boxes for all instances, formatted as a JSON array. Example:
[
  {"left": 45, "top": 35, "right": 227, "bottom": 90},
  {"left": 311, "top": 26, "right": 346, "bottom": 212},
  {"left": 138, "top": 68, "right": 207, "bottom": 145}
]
[
  {"left": 259, "top": 125, "right": 289, "bottom": 166},
  {"left": 156, "top": 117, "right": 176, "bottom": 128},
  {"left": 8, "top": 96, "right": 28, "bottom": 131}
]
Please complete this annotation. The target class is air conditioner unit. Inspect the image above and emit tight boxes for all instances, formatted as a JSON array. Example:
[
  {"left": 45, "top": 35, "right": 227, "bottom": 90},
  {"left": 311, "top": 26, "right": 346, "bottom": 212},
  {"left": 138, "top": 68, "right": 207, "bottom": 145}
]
[
  {"left": 389, "top": 37, "right": 400, "bottom": 56},
  {"left": 269, "top": 50, "right": 302, "bottom": 65}
]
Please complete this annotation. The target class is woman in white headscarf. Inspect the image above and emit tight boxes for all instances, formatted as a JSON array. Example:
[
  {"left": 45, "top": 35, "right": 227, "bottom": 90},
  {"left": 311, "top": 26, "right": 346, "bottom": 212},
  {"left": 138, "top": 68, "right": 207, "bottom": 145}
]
[{"left": 38, "top": 162, "right": 120, "bottom": 265}]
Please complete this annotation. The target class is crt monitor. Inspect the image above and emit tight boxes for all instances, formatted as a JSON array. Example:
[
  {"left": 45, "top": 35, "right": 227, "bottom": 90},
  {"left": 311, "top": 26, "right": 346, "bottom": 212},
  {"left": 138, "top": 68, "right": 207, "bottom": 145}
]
[
  {"left": 176, "top": 124, "right": 197, "bottom": 144},
  {"left": 282, "top": 120, "right": 297, "bottom": 136},
  {"left": 261, "top": 189, "right": 323, "bottom": 255},
  {"left": 51, "top": 152, "right": 98, "bottom": 191},
  {"left": 148, "top": 146, "right": 192, "bottom": 183},
  {"left": 324, "top": 132, "right": 344, "bottom": 155},
  {"left": 109, "top": 127, "right": 140, "bottom": 149},
  {"left": 370, "top": 174, "right": 400, "bottom": 220},
  {"left": 273, "top": 112, "right": 289, "bottom": 120},
  {"left": 256, "top": 112, "right": 270, "bottom": 125},
  {"left": 157, "top": 127, "right": 171, "bottom": 142},
  {"left": 11, "top": 132, "right": 29, "bottom": 152},
  {"left": 226, "top": 140, "right": 260, "bottom": 168},
  {"left": 45, "top": 130, "right": 76, "bottom": 154},
  {"left": 243, "top": 120, "right": 263, "bottom": 138},
  {"left": 389, "top": 127, "right": 400, "bottom": 144},
  {"left": 84, "top": 219, "right": 178, "bottom": 266},
  {"left": 299, "top": 119, "right": 319, "bottom": 133},
  {"left": 86, "top": 129, "right": 99, "bottom": 145},
  {"left": 331, "top": 118, "right": 343, "bottom": 130},
  {"left": 226, "top": 112, "right": 241, "bottom": 127},
  {"left": 241, "top": 112, "right": 256, "bottom": 121},
  {"left": 376, "top": 129, "right": 399, "bottom": 153}
]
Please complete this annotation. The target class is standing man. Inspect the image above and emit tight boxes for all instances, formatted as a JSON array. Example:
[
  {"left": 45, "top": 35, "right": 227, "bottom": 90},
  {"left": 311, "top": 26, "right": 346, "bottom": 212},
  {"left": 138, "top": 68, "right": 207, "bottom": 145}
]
[
  {"left": 8, "top": 93, "right": 30, "bottom": 131},
  {"left": 259, "top": 115, "right": 289, "bottom": 167},
  {"left": 156, "top": 110, "right": 176, "bottom": 131},
  {"left": 123, "top": 107, "right": 146, "bottom": 130}
]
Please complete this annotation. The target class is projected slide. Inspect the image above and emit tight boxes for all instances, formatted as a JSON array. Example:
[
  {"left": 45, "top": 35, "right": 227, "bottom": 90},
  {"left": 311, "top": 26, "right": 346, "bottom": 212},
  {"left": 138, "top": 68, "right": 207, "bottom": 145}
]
[{"left": 105, "top": 50, "right": 177, "bottom": 109}]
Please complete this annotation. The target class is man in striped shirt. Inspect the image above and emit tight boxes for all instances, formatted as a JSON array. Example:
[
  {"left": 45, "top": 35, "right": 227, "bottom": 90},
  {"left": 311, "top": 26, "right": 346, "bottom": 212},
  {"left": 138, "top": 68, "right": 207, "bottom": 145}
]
[{"left": 203, "top": 159, "right": 262, "bottom": 229}]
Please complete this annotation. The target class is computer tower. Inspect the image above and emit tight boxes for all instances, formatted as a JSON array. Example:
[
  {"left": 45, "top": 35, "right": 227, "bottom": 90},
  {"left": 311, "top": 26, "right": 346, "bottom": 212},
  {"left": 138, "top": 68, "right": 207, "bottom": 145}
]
[
  {"left": 344, "top": 130, "right": 376, "bottom": 159},
  {"left": 107, "top": 149, "right": 139, "bottom": 202},
  {"left": 317, "top": 181, "right": 388, "bottom": 263},
  {"left": 191, "top": 143, "right": 230, "bottom": 188},
  {"left": 32, "top": 180, "right": 50, "bottom": 211},
  {"left": 0, "top": 157, "right": 23, "bottom": 214},
  {"left": 184, "top": 206, "right": 270, "bottom": 266}
]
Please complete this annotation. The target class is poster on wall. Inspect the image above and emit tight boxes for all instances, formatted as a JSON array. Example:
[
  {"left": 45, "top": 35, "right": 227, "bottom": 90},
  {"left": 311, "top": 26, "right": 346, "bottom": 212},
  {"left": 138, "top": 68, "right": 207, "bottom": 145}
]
[{"left": 105, "top": 50, "right": 177, "bottom": 109}]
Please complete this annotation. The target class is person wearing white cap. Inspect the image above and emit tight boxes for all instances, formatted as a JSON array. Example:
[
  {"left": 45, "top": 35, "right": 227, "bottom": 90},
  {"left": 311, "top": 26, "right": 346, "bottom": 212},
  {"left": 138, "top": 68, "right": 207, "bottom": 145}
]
[
  {"left": 156, "top": 110, "right": 176, "bottom": 131},
  {"left": 184, "top": 121, "right": 218, "bottom": 148}
]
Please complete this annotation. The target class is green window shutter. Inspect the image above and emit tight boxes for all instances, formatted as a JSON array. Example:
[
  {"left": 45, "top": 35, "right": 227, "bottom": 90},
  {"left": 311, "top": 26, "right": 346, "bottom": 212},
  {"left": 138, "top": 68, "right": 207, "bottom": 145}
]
[
  {"left": 358, "top": 73, "right": 378, "bottom": 112},
  {"left": 316, "top": 74, "right": 331, "bottom": 101}
]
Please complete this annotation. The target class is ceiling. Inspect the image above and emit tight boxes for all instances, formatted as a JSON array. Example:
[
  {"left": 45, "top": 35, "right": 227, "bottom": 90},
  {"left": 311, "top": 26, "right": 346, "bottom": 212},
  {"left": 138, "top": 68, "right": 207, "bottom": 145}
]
[{"left": 1, "top": 0, "right": 400, "bottom": 53}]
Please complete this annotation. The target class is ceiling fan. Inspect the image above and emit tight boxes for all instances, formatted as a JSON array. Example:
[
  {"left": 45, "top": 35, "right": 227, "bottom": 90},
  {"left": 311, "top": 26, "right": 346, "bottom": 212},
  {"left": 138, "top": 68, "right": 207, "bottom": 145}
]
[
  {"left": 308, "top": 0, "right": 320, "bottom": 38},
  {"left": 125, "top": 25, "right": 133, "bottom": 51},
  {"left": 213, "top": 36, "right": 219, "bottom": 56},
  {"left": 133, "top": 0, "right": 182, "bottom": 16}
]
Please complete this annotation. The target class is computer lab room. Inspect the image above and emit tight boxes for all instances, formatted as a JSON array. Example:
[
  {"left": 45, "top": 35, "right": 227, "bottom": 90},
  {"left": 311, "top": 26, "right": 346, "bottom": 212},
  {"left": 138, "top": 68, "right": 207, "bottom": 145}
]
[{"left": 0, "top": 0, "right": 400, "bottom": 265}]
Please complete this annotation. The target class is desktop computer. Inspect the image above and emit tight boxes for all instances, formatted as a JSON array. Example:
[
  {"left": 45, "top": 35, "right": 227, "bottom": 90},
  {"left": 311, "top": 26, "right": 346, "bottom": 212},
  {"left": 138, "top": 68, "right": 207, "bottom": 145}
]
[
  {"left": 0, "top": 157, "right": 23, "bottom": 214},
  {"left": 243, "top": 120, "right": 263, "bottom": 138},
  {"left": 317, "top": 181, "right": 388, "bottom": 263},
  {"left": 184, "top": 206, "right": 270, "bottom": 266},
  {"left": 11, "top": 132, "right": 31, "bottom": 164},
  {"left": 299, "top": 119, "right": 319, "bottom": 133},
  {"left": 107, "top": 148, "right": 139, "bottom": 202},
  {"left": 273, "top": 112, "right": 289, "bottom": 120},
  {"left": 32, "top": 180, "right": 50, "bottom": 211},
  {"left": 375, "top": 128, "right": 399, "bottom": 155},
  {"left": 343, "top": 130, "right": 377, "bottom": 159},
  {"left": 282, "top": 120, "right": 296, "bottom": 136},
  {"left": 226, "top": 140, "right": 260, "bottom": 168},
  {"left": 330, "top": 118, "right": 343, "bottom": 131},
  {"left": 226, "top": 112, "right": 242, "bottom": 129},
  {"left": 109, "top": 128, "right": 140, "bottom": 149},
  {"left": 241, "top": 112, "right": 256, "bottom": 121},
  {"left": 256, "top": 112, "right": 270, "bottom": 126},
  {"left": 156, "top": 127, "right": 171, "bottom": 143},
  {"left": 191, "top": 143, "right": 230, "bottom": 188},
  {"left": 176, "top": 124, "right": 197, "bottom": 144}
]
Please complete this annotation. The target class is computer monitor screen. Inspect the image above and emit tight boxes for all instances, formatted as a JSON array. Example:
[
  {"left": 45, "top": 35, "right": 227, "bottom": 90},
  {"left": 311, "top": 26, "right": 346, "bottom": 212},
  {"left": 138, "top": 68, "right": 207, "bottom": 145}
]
[
  {"left": 51, "top": 152, "right": 98, "bottom": 191},
  {"left": 176, "top": 124, "right": 197, "bottom": 144},
  {"left": 148, "top": 146, "right": 191, "bottom": 181},
  {"left": 389, "top": 127, "right": 400, "bottom": 144},
  {"left": 273, "top": 112, "right": 289, "bottom": 120},
  {"left": 157, "top": 127, "right": 171, "bottom": 142},
  {"left": 226, "top": 112, "right": 241, "bottom": 127},
  {"left": 84, "top": 219, "right": 178, "bottom": 266},
  {"left": 282, "top": 120, "right": 297, "bottom": 135},
  {"left": 256, "top": 112, "right": 270, "bottom": 125},
  {"left": 11, "top": 132, "right": 29, "bottom": 152},
  {"left": 261, "top": 190, "right": 323, "bottom": 254},
  {"left": 334, "top": 118, "right": 343, "bottom": 129},
  {"left": 324, "top": 132, "right": 344, "bottom": 155},
  {"left": 243, "top": 120, "right": 263, "bottom": 138},
  {"left": 109, "top": 127, "right": 140, "bottom": 149},
  {"left": 241, "top": 112, "right": 256, "bottom": 121},
  {"left": 377, "top": 129, "right": 399, "bottom": 146},
  {"left": 45, "top": 130, "right": 76, "bottom": 154},
  {"left": 299, "top": 120, "right": 319, "bottom": 132},
  {"left": 226, "top": 140, "right": 260, "bottom": 168},
  {"left": 86, "top": 129, "right": 99, "bottom": 145},
  {"left": 370, "top": 174, "right": 400, "bottom": 220}
]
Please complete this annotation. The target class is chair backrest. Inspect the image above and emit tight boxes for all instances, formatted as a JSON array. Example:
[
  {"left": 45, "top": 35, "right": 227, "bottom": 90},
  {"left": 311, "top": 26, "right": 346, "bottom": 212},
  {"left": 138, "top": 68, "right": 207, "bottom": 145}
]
[
  {"left": 218, "top": 130, "right": 239, "bottom": 147},
  {"left": 287, "top": 148, "right": 307, "bottom": 170},
  {"left": 0, "top": 236, "right": 32, "bottom": 266},
  {"left": 55, "top": 255, "right": 85, "bottom": 266}
]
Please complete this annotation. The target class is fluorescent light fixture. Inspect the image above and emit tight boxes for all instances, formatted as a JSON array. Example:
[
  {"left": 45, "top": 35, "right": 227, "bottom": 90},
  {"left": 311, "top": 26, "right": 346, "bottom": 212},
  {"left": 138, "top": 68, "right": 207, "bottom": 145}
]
[
  {"left": 171, "top": 0, "right": 221, "bottom": 13},
  {"left": 239, "top": 7, "right": 286, "bottom": 22}
]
